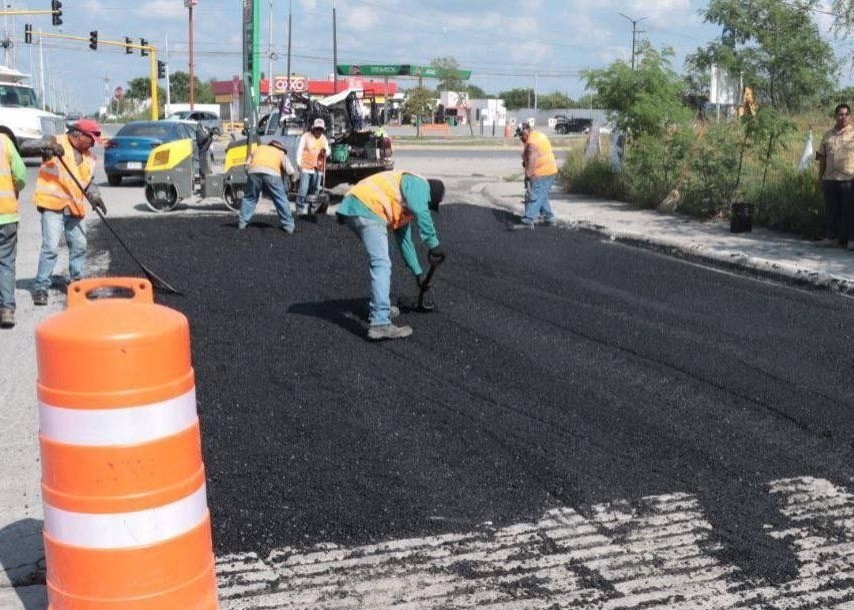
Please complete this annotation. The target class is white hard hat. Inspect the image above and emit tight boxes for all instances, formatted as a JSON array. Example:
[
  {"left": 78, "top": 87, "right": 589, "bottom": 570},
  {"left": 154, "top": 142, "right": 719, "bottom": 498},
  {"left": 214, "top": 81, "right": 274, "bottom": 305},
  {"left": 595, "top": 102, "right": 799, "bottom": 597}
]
[{"left": 312, "top": 118, "right": 326, "bottom": 130}]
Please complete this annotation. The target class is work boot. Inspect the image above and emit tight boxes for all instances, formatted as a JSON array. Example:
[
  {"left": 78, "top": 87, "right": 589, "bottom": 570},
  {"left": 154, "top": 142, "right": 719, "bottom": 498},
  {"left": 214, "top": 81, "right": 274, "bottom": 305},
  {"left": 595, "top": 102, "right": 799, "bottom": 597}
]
[
  {"left": 390, "top": 306, "right": 400, "bottom": 318},
  {"left": 507, "top": 221, "right": 534, "bottom": 231},
  {"left": 0, "top": 309, "right": 14, "bottom": 328},
  {"left": 32, "top": 290, "right": 48, "bottom": 306},
  {"left": 367, "top": 323, "right": 413, "bottom": 341}
]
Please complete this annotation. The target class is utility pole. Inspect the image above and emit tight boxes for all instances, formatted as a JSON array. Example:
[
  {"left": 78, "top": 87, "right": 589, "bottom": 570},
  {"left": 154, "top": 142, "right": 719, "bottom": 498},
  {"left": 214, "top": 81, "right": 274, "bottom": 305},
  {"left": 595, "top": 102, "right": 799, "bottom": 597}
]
[
  {"left": 267, "top": 0, "right": 273, "bottom": 99},
  {"left": 332, "top": 1, "right": 338, "bottom": 93},
  {"left": 164, "top": 34, "right": 171, "bottom": 109},
  {"left": 186, "top": 0, "right": 196, "bottom": 109},
  {"left": 619, "top": 12, "right": 646, "bottom": 70}
]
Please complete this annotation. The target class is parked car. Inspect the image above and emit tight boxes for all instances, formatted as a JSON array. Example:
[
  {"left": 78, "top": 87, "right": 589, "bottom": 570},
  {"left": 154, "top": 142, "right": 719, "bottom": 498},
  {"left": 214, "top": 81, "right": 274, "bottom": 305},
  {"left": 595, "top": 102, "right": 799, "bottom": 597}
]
[
  {"left": 553, "top": 115, "right": 593, "bottom": 134},
  {"left": 165, "top": 110, "right": 222, "bottom": 135},
  {"left": 104, "top": 120, "right": 200, "bottom": 186}
]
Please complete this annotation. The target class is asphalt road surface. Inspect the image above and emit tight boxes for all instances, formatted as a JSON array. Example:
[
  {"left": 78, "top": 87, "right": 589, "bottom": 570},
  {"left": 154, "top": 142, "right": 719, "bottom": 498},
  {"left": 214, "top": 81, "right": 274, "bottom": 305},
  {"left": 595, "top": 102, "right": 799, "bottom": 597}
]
[{"left": 83, "top": 192, "right": 854, "bottom": 607}]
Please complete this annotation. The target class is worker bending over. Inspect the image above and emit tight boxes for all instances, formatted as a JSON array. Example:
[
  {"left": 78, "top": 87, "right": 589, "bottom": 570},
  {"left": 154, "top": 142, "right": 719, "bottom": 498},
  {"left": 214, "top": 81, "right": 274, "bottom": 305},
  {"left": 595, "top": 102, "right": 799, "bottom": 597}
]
[
  {"left": 337, "top": 171, "right": 446, "bottom": 341},
  {"left": 238, "top": 138, "right": 298, "bottom": 233}
]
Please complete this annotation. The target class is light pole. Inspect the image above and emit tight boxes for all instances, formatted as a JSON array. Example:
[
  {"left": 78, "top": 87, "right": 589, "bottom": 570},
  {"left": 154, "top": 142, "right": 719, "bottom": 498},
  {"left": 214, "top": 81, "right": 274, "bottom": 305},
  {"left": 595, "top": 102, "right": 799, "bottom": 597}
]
[
  {"left": 185, "top": 0, "right": 197, "bottom": 109},
  {"left": 619, "top": 12, "right": 646, "bottom": 70}
]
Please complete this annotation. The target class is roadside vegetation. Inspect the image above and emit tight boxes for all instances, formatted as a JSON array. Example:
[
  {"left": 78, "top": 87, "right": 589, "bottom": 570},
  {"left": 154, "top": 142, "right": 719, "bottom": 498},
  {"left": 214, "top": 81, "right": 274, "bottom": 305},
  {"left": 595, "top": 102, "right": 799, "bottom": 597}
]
[{"left": 558, "top": 0, "right": 849, "bottom": 238}]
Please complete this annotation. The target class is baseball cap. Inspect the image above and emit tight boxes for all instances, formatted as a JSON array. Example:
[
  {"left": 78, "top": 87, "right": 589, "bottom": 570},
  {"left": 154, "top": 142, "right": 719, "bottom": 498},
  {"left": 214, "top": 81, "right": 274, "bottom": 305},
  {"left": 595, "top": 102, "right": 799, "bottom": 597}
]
[
  {"left": 70, "top": 119, "right": 102, "bottom": 144},
  {"left": 312, "top": 118, "right": 326, "bottom": 130}
]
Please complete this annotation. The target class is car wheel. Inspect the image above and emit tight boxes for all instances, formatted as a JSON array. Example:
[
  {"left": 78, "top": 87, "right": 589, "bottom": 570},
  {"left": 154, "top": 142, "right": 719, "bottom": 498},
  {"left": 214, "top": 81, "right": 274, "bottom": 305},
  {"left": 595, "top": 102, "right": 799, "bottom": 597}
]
[
  {"left": 145, "top": 183, "right": 180, "bottom": 212},
  {"left": 107, "top": 174, "right": 122, "bottom": 186}
]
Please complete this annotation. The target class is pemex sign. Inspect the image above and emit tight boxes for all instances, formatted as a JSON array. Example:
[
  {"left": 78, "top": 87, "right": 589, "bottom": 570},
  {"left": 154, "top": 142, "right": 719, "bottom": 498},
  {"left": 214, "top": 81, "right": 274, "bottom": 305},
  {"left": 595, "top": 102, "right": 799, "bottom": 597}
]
[{"left": 336, "top": 64, "right": 471, "bottom": 80}]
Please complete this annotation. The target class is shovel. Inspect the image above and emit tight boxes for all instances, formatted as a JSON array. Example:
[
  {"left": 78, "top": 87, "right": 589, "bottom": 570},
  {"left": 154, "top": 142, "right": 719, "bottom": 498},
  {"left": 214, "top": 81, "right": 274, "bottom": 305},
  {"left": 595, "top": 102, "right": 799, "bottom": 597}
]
[{"left": 398, "top": 252, "right": 446, "bottom": 313}]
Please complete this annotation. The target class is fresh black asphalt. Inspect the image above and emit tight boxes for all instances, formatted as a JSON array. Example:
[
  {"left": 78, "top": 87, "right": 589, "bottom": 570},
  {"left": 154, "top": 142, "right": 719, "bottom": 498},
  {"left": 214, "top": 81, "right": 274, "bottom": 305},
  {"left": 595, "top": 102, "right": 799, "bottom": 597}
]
[{"left": 88, "top": 202, "right": 854, "bottom": 584}]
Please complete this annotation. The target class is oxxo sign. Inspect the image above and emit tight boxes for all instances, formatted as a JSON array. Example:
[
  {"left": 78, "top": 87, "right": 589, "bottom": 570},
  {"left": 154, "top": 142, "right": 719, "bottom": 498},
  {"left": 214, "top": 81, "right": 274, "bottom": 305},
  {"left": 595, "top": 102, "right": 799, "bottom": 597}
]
[{"left": 272, "top": 76, "right": 306, "bottom": 94}]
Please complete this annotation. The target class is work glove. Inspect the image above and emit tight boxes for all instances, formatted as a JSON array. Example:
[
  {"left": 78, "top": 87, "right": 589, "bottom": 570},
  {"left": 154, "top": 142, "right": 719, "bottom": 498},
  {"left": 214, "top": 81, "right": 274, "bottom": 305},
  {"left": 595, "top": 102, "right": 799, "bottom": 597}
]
[
  {"left": 41, "top": 142, "right": 64, "bottom": 161},
  {"left": 427, "top": 246, "right": 446, "bottom": 264},
  {"left": 89, "top": 195, "right": 107, "bottom": 216}
]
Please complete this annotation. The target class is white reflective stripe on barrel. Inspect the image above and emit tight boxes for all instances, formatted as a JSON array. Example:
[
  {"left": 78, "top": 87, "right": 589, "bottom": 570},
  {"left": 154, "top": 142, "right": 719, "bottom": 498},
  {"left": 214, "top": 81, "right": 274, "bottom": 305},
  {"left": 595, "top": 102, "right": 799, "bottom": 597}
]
[
  {"left": 44, "top": 484, "right": 209, "bottom": 549},
  {"left": 39, "top": 387, "right": 198, "bottom": 446}
]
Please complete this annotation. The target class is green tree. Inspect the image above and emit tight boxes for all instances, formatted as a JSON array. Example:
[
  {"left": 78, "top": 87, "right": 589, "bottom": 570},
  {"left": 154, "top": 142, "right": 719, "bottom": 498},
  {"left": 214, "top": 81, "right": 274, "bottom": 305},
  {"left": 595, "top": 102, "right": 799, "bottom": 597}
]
[
  {"left": 686, "top": 0, "right": 837, "bottom": 111},
  {"left": 431, "top": 56, "right": 475, "bottom": 135},
  {"left": 168, "top": 71, "right": 215, "bottom": 104},
  {"left": 831, "top": 0, "right": 854, "bottom": 35},
  {"left": 464, "top": 84, "right": 489, "bottom": 98},
  {"left": 498, "top": 88, "right": 534, "bottom": 110},
  {"left": 401, "top": 86, "right": 435, "bottom": 136},
  {"left": 582, "top": 44, "right": 691, "bottom": 136},
  {"left": 539, "top": 92, "right": 576, "bottom": 110}
]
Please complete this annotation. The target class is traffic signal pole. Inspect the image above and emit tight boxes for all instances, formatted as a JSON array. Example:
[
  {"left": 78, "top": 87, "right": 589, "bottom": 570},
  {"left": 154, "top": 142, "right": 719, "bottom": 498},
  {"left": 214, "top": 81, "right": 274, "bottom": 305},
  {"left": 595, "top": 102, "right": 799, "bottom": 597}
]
[{"left": 29, "top": 29, "right": 161, "bottom": 119}]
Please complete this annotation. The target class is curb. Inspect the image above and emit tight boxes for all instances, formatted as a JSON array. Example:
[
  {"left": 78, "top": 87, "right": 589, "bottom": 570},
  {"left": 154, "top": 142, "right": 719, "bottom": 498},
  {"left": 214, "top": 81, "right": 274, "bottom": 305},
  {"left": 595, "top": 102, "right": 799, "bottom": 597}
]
[{"left": 479, "top": 184, "right": 854, "bottom": 296}]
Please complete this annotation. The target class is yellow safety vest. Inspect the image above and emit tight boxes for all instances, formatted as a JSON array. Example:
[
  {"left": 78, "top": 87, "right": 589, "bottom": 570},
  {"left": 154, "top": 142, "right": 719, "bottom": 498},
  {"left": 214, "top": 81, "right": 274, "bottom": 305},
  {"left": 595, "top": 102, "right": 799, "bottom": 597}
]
[
  {"left": 346, "top": 171, "right": 429, "bottom": 230},
  {"left": 300, "top": 134, "right": 328, "bottom": 170},
  {"left": 527, "top": 130, "right": 558, "bottom": 177},
  {"left": 0, "top": 135, "right": 18, "bottom": 215},
  {"left": 247, "top": 144, "right": 285, "bottom": 174},
  {"left": 33, "top": 136, "right": 94, "bottom": 217}
]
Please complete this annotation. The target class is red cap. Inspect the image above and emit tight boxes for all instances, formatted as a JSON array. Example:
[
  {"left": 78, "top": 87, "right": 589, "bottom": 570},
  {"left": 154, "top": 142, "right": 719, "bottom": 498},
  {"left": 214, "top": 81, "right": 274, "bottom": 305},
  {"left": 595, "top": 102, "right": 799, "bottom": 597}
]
[{"left": 70, "top": 119, "right": 102, "bottom": 144}]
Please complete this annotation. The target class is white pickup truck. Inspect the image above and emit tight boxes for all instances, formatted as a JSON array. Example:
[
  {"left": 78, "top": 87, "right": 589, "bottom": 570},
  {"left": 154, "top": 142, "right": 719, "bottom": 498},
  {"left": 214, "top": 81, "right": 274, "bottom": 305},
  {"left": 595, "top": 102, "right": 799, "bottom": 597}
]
[{"left": 0, "top": 65, "right": 66, "bottom": 154}]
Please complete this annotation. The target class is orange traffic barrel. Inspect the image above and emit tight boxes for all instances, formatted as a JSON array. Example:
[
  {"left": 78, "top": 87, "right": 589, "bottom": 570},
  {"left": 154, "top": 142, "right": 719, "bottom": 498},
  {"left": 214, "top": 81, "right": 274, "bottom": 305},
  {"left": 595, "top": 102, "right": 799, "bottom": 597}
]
[{"left": 35, "top": 277, "right": 219, "bottom": 610}]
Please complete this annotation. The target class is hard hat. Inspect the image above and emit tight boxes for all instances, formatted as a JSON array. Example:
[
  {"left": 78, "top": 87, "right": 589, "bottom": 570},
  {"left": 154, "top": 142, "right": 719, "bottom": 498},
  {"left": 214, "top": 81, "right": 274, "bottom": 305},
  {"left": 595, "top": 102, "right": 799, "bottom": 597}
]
[
  {"left": 70, "top": 118, "right": 103, "bottom": 144},
  {"left": 312, "top": 118, "right": 326, "bottom": 130},
  {"left": 267, "top": 138, "right": 287, "bottom": 151}
]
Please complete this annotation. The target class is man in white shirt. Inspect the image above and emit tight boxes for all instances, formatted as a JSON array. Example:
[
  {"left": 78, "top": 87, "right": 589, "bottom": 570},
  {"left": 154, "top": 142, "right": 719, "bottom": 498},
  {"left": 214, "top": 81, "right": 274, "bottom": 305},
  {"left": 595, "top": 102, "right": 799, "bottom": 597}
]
[{"left": 295, "top": 118, "right": 332, "bottom": 215}]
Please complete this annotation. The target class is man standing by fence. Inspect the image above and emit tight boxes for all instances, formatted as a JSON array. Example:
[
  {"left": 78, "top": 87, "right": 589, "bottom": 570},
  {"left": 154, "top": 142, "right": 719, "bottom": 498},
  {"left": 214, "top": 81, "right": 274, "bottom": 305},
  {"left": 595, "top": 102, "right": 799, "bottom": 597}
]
[{"left": 816, "top": 103, "right": 854, "bottom": 248}]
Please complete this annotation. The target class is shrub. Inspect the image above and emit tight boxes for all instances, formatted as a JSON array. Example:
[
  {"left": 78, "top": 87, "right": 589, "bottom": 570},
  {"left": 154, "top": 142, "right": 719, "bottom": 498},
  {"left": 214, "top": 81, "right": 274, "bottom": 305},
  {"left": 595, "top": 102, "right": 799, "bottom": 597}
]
[
  {"left": 558, "top": 152, "right": 627, "bottom": 201},
  {"left": 679, "top": 123, "right": 745, "bottom": 218},
  {"left": 750, "top": 167, "right": 824, "bottom": 237},
  {"left": 623, "top": 127, "right": 695, "bottom": 209}
]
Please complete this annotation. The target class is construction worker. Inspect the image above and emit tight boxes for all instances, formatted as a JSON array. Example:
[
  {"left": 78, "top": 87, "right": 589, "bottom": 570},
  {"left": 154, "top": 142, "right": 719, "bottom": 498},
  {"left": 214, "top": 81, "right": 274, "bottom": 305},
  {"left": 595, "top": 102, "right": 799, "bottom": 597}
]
[
  {"left": 508, "top": 122, "right": 558, "bottom": 230},
  {"left": 237, "top": 138, "right": 298, "bottom": 233},
  {"left": 337, "top": 171, "right": 446, "bottom": 341},
  {"left": 295, "top": 118, "right": 331, "bottom": 215},
  {"left": 22, "top": 119, "right": 105, "bottom": 307},
  {"left": 0, "top": 132, "right": 27, "bottom": 328}
]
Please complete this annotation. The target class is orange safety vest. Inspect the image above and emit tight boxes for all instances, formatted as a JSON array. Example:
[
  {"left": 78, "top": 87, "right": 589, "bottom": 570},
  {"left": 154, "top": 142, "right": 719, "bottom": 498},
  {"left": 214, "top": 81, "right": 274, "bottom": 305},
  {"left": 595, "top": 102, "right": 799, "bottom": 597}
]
[
  {"left": 33, "top": 135, "right": 94, "bottom": 217},
  {"left": 527, "top": 130, "right": 558, "bottom": 177},
  {"left": 0, "top": 134, "right": 18, "bottom": 215},
  {"left": 299, "top": 133, "right": 328, "bottom": 170},
  {"left": 347, "top": 171, "right": 430, "bottom": 230},
  {"left": 247, "top": 144, "right": 285, "bottom": 174}
]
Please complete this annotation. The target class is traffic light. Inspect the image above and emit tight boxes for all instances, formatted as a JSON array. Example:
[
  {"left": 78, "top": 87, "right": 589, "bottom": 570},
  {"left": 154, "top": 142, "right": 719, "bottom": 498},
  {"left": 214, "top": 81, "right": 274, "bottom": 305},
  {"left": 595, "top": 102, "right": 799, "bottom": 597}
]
[
  {"left": 24, "top": 24, "right": 32, "bottom": 44},
  {"left": 88, "top": 30, "right": 97, "bottom": 51},
  {"left": 140, "top": 39, "right": 148, "bottom": 57},
  {"left": 157, "top": 60, "right": 166, "bottom": 80},
  {"left": 50, "top": 0, "right": 62, "bottom": 26},
  {"left": 124, "top": 36, "right": 132, "bottom": 54}
]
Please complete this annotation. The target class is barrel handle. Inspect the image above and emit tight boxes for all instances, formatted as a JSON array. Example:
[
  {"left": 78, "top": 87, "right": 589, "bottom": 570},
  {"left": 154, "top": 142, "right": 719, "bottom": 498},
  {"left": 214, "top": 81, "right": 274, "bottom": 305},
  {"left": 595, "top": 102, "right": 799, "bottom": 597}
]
[{"left": 67, "top": 277, "right": 154, "bottom": 307}]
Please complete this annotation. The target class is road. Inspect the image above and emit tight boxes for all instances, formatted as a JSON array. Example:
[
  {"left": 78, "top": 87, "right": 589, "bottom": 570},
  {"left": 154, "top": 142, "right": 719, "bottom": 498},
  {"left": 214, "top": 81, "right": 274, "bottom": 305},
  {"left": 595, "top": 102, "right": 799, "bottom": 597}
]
[{"left": 3, "top": 148, "right": 854, "bottom": 609}]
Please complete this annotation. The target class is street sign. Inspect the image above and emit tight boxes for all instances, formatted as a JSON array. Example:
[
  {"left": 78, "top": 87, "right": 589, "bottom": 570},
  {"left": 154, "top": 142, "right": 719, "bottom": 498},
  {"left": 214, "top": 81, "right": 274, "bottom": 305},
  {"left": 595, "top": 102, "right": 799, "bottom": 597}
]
[
  {"left": 114, "top": 86, "right": 124, "bottom": 100},
  {"left": 335, "top": 64, "right": 472, "bottom": 80}
]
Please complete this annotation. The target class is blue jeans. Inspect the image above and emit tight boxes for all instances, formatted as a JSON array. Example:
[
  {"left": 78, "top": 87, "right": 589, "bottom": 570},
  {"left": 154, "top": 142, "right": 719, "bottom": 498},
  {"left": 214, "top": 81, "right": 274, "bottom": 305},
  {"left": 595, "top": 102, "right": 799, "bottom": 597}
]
[
  {"left": 0, "top": 221, "right": 17, "bottom": 311},
  {"left": 343, "top": 215, "right": 393, "bottom": 326},
  {"left": 822, "top": 179, "right": 853, "bottom": 242},
  {"left": 239, "top": 172, "right": 295, "bottom": 232},
  {"left": 34, "top": 209, "right": 86, "bottom": 291},
  {"left": 521, "top": 174, "right": 557, "bottom": 225},
  {"left": 296, "top": 172, "right": 320, "bottom": 212}
]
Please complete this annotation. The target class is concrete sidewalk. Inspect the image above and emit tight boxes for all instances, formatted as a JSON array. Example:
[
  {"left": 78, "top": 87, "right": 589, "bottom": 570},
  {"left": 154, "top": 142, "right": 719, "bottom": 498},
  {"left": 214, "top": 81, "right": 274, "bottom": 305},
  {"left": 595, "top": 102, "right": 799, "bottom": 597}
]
[{"left": 482, "top": 181, "right": 854, "bottom": 295}]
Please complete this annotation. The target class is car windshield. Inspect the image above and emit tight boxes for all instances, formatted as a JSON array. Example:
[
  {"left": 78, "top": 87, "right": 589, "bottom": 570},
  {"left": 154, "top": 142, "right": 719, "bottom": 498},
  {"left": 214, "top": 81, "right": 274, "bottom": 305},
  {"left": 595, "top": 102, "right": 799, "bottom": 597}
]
[
  {"left": 167, "top": 112, "right": 192, "bottom": 120},
  {"left": 117, "top": 123, "right": 178, "bottom": 139},
  {"left": 0, "top": 85, "right": 38, "bottom": 108}
]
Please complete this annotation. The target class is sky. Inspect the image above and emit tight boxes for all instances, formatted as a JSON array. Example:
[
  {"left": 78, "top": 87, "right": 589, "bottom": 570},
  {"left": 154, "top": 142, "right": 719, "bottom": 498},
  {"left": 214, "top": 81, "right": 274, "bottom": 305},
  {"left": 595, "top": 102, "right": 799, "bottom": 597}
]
[{"left": 0, "top": 0, "right": 852, "bottom": 113}]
